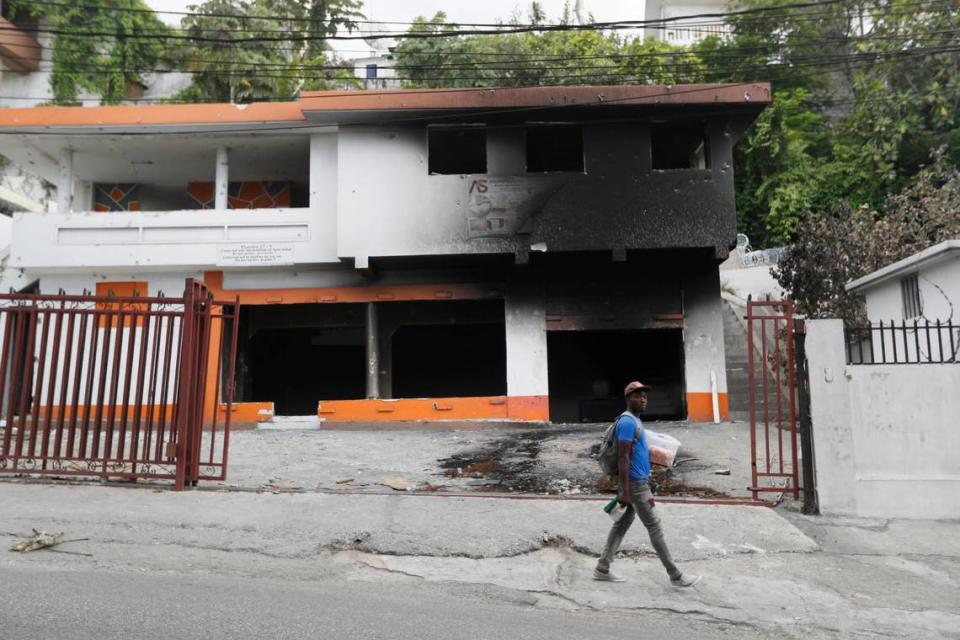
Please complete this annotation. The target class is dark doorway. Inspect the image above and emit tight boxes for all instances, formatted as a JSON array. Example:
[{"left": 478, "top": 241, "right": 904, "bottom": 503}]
[
  {"left": 237, "top": 304, "right": 366, "bottom": 415},
  {"left": 547, "top": 330, "right": 685, "bottom": 423},
  {"left": 392, "top": 323, "right": 506, "bottom": 398}
]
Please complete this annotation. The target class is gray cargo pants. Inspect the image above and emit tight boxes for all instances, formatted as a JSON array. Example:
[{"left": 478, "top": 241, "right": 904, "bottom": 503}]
[{"left": 597, "top": 480, "right": 681, "bottom": 579}]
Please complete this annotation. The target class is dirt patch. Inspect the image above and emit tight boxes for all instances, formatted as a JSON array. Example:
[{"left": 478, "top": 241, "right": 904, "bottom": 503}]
[
  {"left": 443, "top": 458, "right": 500, "bottom": 478},
  {"left": 649, "top": 467, "right": 732, "bottom": 499}
]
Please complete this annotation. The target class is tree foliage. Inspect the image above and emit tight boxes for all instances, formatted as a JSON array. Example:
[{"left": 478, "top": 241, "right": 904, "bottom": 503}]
[
  {"left": 774, "top": 150, "right": 960, "bottom": 322},
  {"left": 9, "top": 0, "right": 172, "bottom": 104},
  {"left": 177, "top": 0, "right": 363, "bottom": 103}
]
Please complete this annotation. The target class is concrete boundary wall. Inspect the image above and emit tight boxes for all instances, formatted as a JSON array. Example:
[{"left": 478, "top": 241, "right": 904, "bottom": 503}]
[{"left": 806, "top": 319, "right": 960, "bottom": 519}]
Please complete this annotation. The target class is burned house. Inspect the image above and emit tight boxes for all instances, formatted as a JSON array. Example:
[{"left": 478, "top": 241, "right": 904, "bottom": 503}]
[{"left": 0, "top": 84, "right": 770, "bottom": 424}]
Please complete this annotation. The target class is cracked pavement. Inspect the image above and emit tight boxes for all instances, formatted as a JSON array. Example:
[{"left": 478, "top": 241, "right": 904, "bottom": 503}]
[{"left": 3, "top": 483, "right": 959, "bottom": 639}]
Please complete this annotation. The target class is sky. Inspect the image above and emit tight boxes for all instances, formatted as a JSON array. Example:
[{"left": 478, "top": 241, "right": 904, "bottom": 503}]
[{"left": 145, "top": 0, "right": 648, "bottom": 55}]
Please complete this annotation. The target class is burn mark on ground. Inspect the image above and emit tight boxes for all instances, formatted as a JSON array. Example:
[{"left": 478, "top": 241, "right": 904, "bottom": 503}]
[{"left": 438, "top": 429, "right": 734, "bottom": 499}]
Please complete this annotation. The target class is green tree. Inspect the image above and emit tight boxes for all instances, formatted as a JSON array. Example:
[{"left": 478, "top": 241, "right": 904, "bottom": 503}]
[
  {"left": 774, "top": 150, "right": 960, "bottom": 322},
  {"left": 9, "top": 0, "right": 173, "bottom": 104},
  {"left": 177, "top": 0, "right": 363, "bottom": 103}
]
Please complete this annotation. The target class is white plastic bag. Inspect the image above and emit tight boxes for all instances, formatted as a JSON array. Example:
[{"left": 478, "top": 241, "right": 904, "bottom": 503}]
[{"left": 646, "top": 430, "right": 681, "bottom": 467}]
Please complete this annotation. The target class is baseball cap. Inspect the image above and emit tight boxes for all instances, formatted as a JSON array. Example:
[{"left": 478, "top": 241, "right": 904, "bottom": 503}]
[{"left": 623, "top": 381, "right": 651, "bottom": 397}]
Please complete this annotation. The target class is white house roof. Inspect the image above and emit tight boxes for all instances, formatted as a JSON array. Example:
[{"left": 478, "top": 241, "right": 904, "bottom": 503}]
[{"left": 846, "top": 239, "right": 960, "bottom": 293}]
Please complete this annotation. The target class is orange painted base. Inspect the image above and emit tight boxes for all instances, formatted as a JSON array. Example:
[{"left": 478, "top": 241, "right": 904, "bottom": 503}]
[
  {"left": 317, "top": 395, "right": 549, "bottom": 422},
  {"left": 217, "top": 402, "right": 274, "bottom": 429},
  {"left": 686, "top": 392, "right": 729, "bottom": 422}
]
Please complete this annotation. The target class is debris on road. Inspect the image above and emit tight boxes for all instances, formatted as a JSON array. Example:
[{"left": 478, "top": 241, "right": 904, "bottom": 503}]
[
  {"left": 713, "top": 468, "right": 731, "bottom": 475},
  {"left": 335, "top": 478, "right": 354, "bottom": 485},
  {"left": 262, "top": 479, "right": 302, "bottom": 492},
  {"left": 381, "top": 476, "right": 415, "bottom": 491},
  {"left": 10, "top": 529, "right": 91, "bottom": 556}
]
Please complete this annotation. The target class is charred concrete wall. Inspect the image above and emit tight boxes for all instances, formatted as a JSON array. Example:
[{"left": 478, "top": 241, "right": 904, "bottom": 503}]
[{"left": 334, "top": 116, "right": 740, "bottom": 265}]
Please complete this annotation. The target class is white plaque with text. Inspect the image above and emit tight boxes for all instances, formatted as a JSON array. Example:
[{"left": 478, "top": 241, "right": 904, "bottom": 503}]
[{"left": 217, "top": 242, "right": 295, "bottom": 267}]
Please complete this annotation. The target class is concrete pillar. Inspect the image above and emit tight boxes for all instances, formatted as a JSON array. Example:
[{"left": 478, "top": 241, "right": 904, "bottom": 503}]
[
  {"left": 805, "top": 319, "right": 856, "bottom": 515},
  {"left": 682, "top": 267, "right": 729, "bottom": 421},
  {"left": 56, "top": 148, "right": 74, "bottom": 214},
  {"left": 365, "top": 302, "right": 380, "bottom": 399},
  {"left": 504, "top": 283, "right": 549, "bottom": 421},
  {"left": 73, "top": 180, "right": 93, "bottom": 213},
  {"left": 215, "top": 146, "right": 229, "bottom": 210}
]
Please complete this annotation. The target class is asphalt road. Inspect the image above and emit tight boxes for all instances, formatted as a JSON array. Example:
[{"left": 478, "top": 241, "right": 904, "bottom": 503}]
[{"left": 0, "top": 566, "right": 751, "bottom": 640}]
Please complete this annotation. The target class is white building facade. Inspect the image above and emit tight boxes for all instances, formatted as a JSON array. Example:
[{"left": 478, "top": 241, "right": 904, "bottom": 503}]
[{"left": 0, "top": 84, "right": 770, "bottom": 424}]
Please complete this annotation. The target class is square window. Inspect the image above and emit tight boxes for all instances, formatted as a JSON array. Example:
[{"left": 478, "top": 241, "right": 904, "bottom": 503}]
[
  {"left": 428, "top": 126, "right": 487, "bottom": 175},
  {"left": 526, "top": 124, "right": 584, "bottom": 173},
  {"left": 365, "top": 64, "right": 377, "bottom": 80},
  {"left": 651, "top": 122, "right": 709, "bottom": 170}
]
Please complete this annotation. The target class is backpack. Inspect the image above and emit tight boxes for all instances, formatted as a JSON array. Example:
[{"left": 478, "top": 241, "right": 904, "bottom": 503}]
[{"left": 598, "top": 412, "right": 641, "bottom": 477}]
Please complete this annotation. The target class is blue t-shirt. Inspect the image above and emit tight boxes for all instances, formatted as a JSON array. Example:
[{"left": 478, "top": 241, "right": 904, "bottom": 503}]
[{"left": 616, "top": 414, "right": 650, "bottom": 481}]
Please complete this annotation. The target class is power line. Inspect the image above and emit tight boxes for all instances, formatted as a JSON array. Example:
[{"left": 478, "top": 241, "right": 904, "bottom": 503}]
[
  {"left": 7, "top": 1, "right": 944, "bottom": 44},
  {"left": 9, "top": 15, "right": 952, "bottom": 63},
  {"left": 8, "top": 0, "right": 938, "bottom": 44},
  {"left": 4, "top": 42, "right": 954, "bottom": 81},
  {"left": 0, "top": 45, "right": 946, "bottom": 112},
  {"left": 19, "top": 0, "right": 857, "bottom": 30}
]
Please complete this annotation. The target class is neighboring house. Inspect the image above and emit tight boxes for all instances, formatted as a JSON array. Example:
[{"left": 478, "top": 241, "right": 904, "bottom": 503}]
[
  {"left": 644, "top": 0, "right": 730, "bottom": 45},
  {"left": 0, "top": 83, "right": 771, "bottom": 423},
  {"left": 847, "top": 239, "right": 960, "bottom": 324},
  {"left": 808, "top": 241, "right": 960, "bottom": 518},
  {"left": 349, "top": 54, "right": 400, "bottom": 90}
]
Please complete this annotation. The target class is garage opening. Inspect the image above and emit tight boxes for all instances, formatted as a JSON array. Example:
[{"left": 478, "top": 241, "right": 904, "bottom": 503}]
[
  {"left": 388, "top": 300, "right": 506, "bottom": 399},
  {"left": 236, "top": 304, "right": 366, "bottom": 415},
  {"left": 547, "top": 330, "right": 685, "bottom": 423}
]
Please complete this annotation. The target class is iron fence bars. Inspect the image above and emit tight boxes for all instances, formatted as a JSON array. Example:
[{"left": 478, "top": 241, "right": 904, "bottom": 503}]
[
  {"left": 746, "top": 298, "right": 800, "bottom": 502},
  {"left": 845, "top": 320, "right": 959, "bottom": 365},
  {"left": 0, "top": 279, "right": 238, "bottom": 490}
]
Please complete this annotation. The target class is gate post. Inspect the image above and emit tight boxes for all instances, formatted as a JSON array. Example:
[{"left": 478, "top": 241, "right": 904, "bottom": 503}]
[
  {"left": 174, "top": 279, "right": 199, "bottom": 491},
  {"left": 794, "top": 321, "right": 819, "bottom": 514}
]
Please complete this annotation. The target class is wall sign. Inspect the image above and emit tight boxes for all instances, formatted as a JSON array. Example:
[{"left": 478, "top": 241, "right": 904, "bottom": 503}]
[
  {"left": 466, "top": 177, "right": 563, "bottom": 239},
  {"left": 217, "top": 242, "right": 295, "bottom": 266}
]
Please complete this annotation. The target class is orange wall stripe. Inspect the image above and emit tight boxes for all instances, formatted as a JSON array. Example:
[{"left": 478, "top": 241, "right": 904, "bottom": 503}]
[
  {"left": 317, "top": 395, "right": 549, "bottom": 422},
  {"left": 217, "top": 401, "right": 274, "bottom": 429},
  {"left": 686, "top": 392, "right": 730, "bottom": 422},
  {"left": 0, "top": 102, "right": 303, "bottom": 129},
  {"left": 203, "top": 271, "right": 503, "bottom": 305}
]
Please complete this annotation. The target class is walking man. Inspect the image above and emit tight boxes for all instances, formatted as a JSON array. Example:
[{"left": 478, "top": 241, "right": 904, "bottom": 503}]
[{"left": 594, "top": 381, "right": 701, "bottom": 587}]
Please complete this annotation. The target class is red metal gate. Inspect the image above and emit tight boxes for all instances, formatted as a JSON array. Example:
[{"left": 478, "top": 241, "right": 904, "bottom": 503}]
[
  {"left": 746, "top": 298, "right": 800, "bottom": 501},
  {"left": 0, "top": 279, "right": 239, "bottom": 491}
]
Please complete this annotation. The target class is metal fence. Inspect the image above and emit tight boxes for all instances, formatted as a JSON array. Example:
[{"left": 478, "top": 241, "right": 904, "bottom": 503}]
[
  {"left": 0, "top": 279, "right": 239, "bottom": 490},
  {"left": 845, "top": 320, "right": 959, "bottom": 365}
]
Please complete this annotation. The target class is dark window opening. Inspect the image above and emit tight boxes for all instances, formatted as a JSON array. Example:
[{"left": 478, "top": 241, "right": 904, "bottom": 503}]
[
  {"left": 546, "top": 330, "right": 685, "bottom": 423},
  {"left": 651, "top": 123, "right": 709, "bottom": 170},
  {"left": 901, "top": 274, "right": 921, "bottom": 320},
  {"left": 526, "top": 125, "right": 584, "bottom": 173},
  {"left": 392, "top": 323, "right": 506, "bottom": 398},
  {"left": 235, "top": 304, "right": 366, "bottom": 415},
  {"left": 365, "top": 64, "right": 378, "bottom": 80},
  {"left": 428, "top": 126, "right": 487, "bottom": 175}
]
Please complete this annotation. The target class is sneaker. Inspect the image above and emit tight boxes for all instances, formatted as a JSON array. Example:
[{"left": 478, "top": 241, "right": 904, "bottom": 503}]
[
  {"left": 670, "top": 574, "right": 702, "bottom": 588},
  {"left": 593, "top": 568, "right": 626, "bottom": 582}
]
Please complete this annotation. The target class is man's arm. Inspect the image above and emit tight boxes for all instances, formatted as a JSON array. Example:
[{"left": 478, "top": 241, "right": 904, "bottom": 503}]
[{"left": 617, "top": 439, "right": 632, "bottom": 506}]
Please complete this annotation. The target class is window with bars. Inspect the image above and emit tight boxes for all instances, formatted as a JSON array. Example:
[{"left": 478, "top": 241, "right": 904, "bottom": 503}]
[{"left": 901, "top": 274, "right": 921, "bottom": 320}]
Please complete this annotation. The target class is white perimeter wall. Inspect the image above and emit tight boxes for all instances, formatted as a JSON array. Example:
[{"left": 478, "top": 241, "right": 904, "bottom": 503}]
[{"left": 806, "top": 319, "right": 960, "bottom": 519}]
